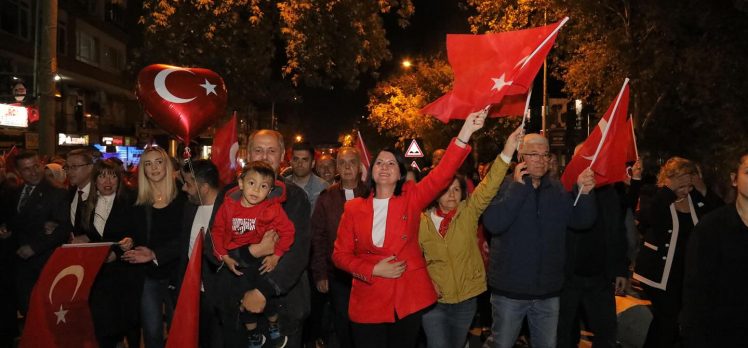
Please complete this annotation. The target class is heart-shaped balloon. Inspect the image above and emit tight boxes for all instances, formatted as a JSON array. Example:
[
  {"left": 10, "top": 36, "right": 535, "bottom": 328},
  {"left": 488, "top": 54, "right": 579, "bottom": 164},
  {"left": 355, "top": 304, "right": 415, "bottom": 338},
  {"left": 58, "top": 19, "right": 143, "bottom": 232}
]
[{"left": 136, "top": 64, "right": 228, "bottom": 144}]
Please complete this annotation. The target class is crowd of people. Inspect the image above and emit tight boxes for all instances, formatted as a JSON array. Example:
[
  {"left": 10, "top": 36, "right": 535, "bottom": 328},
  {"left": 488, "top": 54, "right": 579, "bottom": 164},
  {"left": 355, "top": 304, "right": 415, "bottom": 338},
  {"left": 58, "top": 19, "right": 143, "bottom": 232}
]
[{"left": 0, "top": 109, "right": 747, "bottom": 348}]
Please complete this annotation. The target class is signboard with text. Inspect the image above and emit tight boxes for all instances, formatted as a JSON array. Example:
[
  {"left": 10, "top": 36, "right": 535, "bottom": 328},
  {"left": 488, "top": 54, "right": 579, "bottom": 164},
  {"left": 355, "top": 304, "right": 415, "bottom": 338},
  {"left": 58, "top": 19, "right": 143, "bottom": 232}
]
[
  {"left": 0, "top": 104, "right": 29, "bottom": 128},
  {"left": 58, "top": 133, "right": 89, "bottom": 146}
]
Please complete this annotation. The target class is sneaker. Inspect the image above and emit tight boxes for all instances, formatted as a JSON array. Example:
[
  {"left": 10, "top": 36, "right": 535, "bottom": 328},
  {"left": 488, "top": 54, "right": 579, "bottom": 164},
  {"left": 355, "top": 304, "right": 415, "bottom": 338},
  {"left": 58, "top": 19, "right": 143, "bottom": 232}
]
[
  {"left": 248, "top": 331, "right": 266, "bottom": 348},
  {"left": 267, "top": 323, "right": 288, "bottom": 348}
]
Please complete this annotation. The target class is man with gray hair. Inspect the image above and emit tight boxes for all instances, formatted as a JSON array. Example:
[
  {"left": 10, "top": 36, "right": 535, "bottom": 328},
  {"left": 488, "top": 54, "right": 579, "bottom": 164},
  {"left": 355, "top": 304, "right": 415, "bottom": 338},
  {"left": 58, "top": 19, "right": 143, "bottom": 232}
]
[
  {"left": 219, "top": 129, "right": 312, "bottom": 348},
  {"left": 311, "top": 146, "right": 369, "bottom": 347},
  {"left": 482, "top": 133, "right": 597, "bottom": 348}
]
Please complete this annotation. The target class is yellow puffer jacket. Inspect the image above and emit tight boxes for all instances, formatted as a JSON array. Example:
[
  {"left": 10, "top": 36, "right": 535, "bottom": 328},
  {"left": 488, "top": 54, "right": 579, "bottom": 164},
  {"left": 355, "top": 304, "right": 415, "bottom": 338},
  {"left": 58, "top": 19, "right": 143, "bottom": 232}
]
[{"left": 418, "top": 155, "right": 509, "bottom": 304}]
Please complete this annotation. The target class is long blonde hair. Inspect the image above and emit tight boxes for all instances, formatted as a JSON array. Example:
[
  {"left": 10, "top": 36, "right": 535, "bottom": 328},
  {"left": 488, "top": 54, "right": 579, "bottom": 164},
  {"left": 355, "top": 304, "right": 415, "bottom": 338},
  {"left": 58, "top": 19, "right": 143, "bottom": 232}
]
[
  {"left": 656, "top": 156, "right": 698, "bottom": 187},
  {"left": 136, "top": 146, "right": 178, "bottom": 206}
]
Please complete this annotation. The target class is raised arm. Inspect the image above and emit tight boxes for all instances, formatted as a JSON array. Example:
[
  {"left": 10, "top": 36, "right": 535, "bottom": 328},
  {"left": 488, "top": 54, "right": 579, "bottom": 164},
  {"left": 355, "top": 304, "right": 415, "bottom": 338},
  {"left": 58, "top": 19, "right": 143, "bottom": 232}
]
[
  {"left": 412, "top": 110, "right": 487, "bottom": 210},
  {"left": 463, "top": 126, "right": 522, "bottom": 220}
]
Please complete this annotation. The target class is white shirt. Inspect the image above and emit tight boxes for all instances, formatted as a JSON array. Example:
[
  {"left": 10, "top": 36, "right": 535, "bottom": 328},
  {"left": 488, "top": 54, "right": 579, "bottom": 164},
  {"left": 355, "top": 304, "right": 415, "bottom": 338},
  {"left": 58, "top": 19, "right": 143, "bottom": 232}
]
[
  {"left": 70, "top": 182, "right": 91, "bottom": 224},
  {"left": 430, "top": 211, "right": 444, "bottom": 232},
  {"left": 344, "top": 188, "right": 355, "bottom": 201},
  {"left": 372, "top": 198, "right": 389, "bottom": 248},
  {"left": 93, "top": 193, "right": 116, "bottom": 236},
  {"left": 189, "top": 205, "right": 214, "bottom": 257}
]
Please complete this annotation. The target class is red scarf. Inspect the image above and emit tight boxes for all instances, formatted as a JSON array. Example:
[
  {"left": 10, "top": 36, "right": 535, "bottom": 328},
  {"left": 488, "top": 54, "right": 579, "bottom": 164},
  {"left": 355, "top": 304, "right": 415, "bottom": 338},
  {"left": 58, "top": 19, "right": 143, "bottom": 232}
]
[{"left": 435, "top": 208, "right": 457, "bottom": 238}]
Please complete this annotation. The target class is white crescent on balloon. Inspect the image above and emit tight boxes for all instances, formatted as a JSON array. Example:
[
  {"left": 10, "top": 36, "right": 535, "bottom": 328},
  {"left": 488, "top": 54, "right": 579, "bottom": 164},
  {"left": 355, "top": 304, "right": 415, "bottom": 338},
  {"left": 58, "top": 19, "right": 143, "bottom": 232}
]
[
  {"left": 48, "top": 265, "right": 85, "bottom": 303},
  {"left": 154, "top": 68, "right": 197, "bottom": 104}
]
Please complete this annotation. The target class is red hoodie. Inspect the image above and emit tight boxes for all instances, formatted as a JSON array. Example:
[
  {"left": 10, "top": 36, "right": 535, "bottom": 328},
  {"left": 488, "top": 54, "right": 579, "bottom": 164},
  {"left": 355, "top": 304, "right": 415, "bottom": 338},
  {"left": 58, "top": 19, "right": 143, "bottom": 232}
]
[{"left": 211, "top": 180, "right": 295, "bottom": 260}]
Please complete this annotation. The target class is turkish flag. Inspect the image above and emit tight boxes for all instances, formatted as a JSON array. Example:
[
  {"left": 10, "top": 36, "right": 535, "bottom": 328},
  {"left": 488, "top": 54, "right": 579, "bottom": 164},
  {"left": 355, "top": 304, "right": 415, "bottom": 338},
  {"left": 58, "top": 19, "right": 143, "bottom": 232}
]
[
  {"left": 422, "top": 18, "right": 568, "bottom": 123},
  {"left": 20, "top": 243, "right": 111, "bottom": 348},
  {"left": 211, "top": 112, "right": 239, "bottom": 186},
  {"left": 560, "top": 79, "right": 637, "bottom": 191},
  {"left": 166, "top": 230, "right": 203, "bottom": 348},
  {"left": 355, "top": 130, "right": 372, "bottom": 182}
]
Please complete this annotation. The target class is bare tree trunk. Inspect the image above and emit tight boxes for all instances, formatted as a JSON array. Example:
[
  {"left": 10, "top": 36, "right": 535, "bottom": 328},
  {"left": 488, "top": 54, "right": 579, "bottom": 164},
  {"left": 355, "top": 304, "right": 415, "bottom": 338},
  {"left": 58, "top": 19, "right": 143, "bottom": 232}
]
[{"left": 37, "top": 0, "right": 58, "bottom": 156}]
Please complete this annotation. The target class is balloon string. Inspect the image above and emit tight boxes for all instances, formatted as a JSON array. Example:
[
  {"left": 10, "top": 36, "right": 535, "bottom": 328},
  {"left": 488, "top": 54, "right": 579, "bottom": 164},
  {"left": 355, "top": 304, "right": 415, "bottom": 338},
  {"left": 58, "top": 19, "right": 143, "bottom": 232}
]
[{"left": 184, "top": 147, "right": 203, "bottom": 206}]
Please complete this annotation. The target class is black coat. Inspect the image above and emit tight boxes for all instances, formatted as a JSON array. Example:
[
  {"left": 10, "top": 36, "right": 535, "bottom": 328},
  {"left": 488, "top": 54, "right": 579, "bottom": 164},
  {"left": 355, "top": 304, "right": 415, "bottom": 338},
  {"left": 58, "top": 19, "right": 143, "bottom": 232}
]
[
  {"left": 565, "top": 184, "right": 629, "bottom": 280},
  {"left": 633, "top": 187, "right": 721, "bottom": 290},
  {"left": 84, "top": 191, "right": 144, "bottom": 337},
  {"left": 7, "top": 179, "right": 70, "bottom": 268},
  {"left": 133, "top": 192, "right": 187, "bottom": 280},
  {"left": 681, "top": 205, "right": 748, "bottom": 347}
]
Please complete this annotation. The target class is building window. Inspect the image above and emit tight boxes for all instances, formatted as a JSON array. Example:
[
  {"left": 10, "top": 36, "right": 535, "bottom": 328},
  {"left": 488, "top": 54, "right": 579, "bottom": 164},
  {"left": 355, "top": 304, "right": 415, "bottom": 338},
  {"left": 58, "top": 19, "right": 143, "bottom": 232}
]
[
  {"left": 102, "top": 46, "right": 123, "bottom": 72},
  {"left": 58, "top": 20, "right": 67, "bottom": 56},
  {"left": 0, "top": 0, "right": 31, "bottom": 40},
  {"left": 76, "top": 30, "right": 99, "bottom": 65}
]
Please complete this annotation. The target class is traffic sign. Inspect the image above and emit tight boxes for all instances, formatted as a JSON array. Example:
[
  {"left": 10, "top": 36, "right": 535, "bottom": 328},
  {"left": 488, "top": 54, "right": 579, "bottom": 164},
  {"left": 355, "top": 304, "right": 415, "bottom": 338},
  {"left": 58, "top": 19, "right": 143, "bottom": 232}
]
[{"left": 404, "top": 139, "right": 424, "bottom": 158}]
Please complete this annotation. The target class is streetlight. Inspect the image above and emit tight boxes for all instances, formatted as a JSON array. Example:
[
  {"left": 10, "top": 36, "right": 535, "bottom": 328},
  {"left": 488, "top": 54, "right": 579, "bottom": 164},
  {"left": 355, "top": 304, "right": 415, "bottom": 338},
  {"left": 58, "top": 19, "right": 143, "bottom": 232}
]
[
  {"left": 295, "top": 134, "right": 303, "bottom": 143},
  {"left": 401, "top": 59, "right": 412, "bottom": 69}
]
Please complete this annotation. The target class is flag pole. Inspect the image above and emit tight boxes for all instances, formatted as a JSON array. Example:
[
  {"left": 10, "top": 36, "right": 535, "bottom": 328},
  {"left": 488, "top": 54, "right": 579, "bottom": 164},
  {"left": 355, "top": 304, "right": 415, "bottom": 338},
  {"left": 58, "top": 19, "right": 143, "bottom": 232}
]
[
  {"left": 518, "top": 17, "right": 569, "bottom": 71},
  {"left": 630, "top": 115, "right": 639, "bottom": 159},
  {"left": 517, "top": 86, "right": 533, "bottom": 154},
  {"left": 573, "top": 78, "right": 630, "bottom": 206}
]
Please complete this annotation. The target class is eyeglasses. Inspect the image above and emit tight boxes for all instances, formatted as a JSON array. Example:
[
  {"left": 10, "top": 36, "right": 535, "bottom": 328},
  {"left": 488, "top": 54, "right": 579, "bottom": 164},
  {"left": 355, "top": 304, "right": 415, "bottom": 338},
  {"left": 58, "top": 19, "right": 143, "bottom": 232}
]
[
  {"left": 521, "top": 153, "right": 551, "bottom": 161},
  {"left": 63, "top": 163, "right": 92, "bottom": 171}
]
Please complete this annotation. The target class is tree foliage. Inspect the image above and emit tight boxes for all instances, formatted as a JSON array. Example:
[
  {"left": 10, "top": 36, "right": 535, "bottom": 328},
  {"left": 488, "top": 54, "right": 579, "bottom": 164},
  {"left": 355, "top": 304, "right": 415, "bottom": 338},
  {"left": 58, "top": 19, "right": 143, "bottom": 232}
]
[
  {"left": 366, "top": 57, "right": 519, "bottom": 159},
  {"left": 467, "top": 0, "right": 748, "bottom": 184},
  {"left": 134, "top": 0, "right": 415, "bottom": 109}
]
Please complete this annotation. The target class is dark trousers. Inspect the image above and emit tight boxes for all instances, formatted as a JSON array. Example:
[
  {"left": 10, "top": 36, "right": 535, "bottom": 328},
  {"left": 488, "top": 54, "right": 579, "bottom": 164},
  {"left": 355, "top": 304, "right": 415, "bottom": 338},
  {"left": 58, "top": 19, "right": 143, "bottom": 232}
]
[
  {"left": 643, "top": 285, "right": 682, "bottom": 348},
  {"left": 557, "top": 274, "right": 618, "bottom": 348},
  {"left": 0, "top": 255, "right": 17, "bottom": 348},
  {"left": 329, "top": 274, "right": 353, "bottom": 348},
  {"left": 351, "top": 308, "right": 425, "bottom": 348},
  {"left": 141, "top": 276, "right": 175, "bottom": 348},
  {"left": 200, "top": 292, "right": 223, "bottom": 348}
]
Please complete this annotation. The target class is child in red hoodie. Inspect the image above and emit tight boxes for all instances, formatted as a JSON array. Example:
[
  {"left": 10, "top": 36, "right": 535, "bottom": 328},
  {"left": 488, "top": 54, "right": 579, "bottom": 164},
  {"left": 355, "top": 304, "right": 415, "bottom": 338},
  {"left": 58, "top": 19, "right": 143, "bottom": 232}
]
[{"left": 211, "top": 161, "right": 294, "bottom": 348}]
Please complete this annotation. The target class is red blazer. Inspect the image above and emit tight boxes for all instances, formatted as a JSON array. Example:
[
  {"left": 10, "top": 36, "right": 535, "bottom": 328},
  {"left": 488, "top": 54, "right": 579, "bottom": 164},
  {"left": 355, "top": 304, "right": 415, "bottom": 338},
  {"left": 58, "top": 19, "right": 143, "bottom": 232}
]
[{"left": 333, "top": 139, "right": 470, "bottom": 323}]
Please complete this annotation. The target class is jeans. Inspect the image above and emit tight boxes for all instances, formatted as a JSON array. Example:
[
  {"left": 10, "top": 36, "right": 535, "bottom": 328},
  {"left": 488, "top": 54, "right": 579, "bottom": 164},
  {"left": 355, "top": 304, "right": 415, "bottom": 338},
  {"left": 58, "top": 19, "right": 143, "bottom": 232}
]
[
  {"left": 422, "top": 297, "right": 478, "bottom": 348},
  {"left": 488, "top": 294, "right": 559, "bottom": 348},
  {"left": 141, "top": 277, "right": 174, "bottom": 348},
  {"left": 557, "top": 275, "right": 617, "bottom": 348}
]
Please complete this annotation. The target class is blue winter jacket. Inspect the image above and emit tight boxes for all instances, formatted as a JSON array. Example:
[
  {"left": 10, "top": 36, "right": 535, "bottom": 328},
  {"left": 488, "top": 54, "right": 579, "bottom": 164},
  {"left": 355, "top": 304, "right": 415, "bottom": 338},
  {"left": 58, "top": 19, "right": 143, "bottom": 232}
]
[{"left": 483, "top": 175, "right": 596, "bottom": 298}]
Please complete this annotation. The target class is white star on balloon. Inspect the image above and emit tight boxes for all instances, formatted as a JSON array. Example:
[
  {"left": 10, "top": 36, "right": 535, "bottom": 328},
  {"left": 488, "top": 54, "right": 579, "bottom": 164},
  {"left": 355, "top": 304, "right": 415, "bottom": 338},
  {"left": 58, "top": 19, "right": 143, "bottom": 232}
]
[
  {"left": 490, "top": 74, "right": 513, "bottom": 92},
  {"left": 54, "top": 305, "right": 68, "bottom": 324},
  {"left": 199, "top": 79, "right": 217, "bottom": 96}
]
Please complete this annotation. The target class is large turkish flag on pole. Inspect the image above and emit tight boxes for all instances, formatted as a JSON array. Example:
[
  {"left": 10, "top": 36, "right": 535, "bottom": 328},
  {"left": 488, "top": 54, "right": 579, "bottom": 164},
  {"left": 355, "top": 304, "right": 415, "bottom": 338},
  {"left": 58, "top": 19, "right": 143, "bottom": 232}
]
[
  {"left": 20, "top": 243, "right": 112, "bottom": 348},
  {"left": 422, "top": 18, "right": 568, "bottom": 123},
  {"left": 561, "top": 79, "right": 637, "bottom": 191}
]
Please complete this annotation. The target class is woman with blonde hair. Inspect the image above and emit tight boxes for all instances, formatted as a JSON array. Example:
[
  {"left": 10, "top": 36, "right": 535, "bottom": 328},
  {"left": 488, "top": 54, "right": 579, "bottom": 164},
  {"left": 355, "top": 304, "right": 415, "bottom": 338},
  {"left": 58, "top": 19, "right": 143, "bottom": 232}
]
[
  {"left": 122, "top": 145, "right": 185, "bottom": 348},
  {"left": 633, "top": 156, "right": 721, "bottom": 348}
]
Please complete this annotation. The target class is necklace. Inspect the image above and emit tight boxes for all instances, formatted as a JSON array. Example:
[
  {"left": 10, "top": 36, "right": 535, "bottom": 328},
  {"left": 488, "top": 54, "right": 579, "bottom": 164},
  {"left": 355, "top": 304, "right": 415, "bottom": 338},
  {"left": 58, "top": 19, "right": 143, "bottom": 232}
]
[{"left": 675, "top": 197, "right": 686, "bottom": 203}]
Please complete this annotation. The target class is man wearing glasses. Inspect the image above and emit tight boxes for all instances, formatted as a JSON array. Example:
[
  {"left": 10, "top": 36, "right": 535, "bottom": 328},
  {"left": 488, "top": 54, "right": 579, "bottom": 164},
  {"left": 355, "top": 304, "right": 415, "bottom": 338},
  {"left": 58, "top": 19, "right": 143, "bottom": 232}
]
[
  {"left": 65, "top": 148, "right": 96, "bottom": 237},
  {"left": 482, "top": 133, "right": 597, "bottom": 348}
]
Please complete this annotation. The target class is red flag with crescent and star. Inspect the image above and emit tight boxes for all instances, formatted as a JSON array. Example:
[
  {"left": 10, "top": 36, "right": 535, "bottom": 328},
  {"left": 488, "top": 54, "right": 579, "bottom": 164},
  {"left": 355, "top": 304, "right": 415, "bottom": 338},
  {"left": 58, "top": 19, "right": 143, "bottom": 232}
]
[
  {"left": 166, "top": 230, "right": 203, "bottom": 348},
  {"left": 211, "top": 112, "right": 239, "bottom": 186},
  {"left": 20, "top": 243, "right": 111, "bottom": 348},
  {"left": 560, "top": 79, "right": 636, "bottom": 191},
  {"left": 421, "top": 18, "right": 568, "bottom": 123}
]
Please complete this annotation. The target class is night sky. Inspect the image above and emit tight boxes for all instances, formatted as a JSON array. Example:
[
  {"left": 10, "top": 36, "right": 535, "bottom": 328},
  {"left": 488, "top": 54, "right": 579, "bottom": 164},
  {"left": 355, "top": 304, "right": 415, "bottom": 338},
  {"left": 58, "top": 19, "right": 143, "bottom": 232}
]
[{"left": 298, "top": 0, "right": 472, "bottom": 145}]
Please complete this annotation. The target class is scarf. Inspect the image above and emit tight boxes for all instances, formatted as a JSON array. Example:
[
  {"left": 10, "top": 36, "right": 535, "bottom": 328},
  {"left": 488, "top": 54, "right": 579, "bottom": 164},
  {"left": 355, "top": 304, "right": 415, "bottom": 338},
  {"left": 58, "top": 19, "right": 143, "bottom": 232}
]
[{"left": 435, "top": 207, "right": 457, "bottom": 238}]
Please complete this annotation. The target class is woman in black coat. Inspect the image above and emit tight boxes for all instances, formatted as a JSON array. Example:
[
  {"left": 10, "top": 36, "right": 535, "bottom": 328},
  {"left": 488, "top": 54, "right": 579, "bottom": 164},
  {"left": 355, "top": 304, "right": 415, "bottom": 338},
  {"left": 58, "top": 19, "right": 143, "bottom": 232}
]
[
  {"left": 74, "top": 158, "right": 144, "bottom": 348},
  {"left": 633, "top": 157, "right": 721, "bottom": 348}
]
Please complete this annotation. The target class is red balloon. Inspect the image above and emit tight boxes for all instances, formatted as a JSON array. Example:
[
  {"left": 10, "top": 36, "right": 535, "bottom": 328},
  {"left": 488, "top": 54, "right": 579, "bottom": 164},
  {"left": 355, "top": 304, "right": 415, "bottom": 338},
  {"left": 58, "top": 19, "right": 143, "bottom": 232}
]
[{"left": 136, "top": 64, "right": 228, "bottom": 144}]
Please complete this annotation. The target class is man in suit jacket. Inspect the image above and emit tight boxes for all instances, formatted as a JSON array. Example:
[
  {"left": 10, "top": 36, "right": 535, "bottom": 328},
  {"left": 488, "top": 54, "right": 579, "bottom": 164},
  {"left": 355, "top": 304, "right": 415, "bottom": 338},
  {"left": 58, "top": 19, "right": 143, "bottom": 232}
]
[
  {"left": 0, "top": 151, "right": 70, "bottom": 314},
  {"left": 66, "top": 148, "right": 96, "bottom": 236}
]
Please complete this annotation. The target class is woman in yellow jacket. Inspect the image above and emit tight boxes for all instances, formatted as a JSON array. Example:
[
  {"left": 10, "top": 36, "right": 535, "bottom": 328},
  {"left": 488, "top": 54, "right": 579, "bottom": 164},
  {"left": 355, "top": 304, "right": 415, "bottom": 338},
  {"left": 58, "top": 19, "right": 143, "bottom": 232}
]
[{"left": 418, "top": 126, "right": 521, "bottom": 348}]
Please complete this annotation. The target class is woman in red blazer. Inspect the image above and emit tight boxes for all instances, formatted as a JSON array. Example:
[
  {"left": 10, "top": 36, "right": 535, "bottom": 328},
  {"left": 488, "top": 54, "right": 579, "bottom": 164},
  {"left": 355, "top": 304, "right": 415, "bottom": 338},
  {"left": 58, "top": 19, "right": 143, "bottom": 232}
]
[{"left": 333, "top": 110, "right": 488, "bottom": 348}]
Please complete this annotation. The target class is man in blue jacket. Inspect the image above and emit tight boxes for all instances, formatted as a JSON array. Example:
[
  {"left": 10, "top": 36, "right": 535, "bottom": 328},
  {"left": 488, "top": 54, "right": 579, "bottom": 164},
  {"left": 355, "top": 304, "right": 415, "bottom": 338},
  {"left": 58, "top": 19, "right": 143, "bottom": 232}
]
[{"left": 483, "top": 134, "right": 597, "bottom": 348}]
